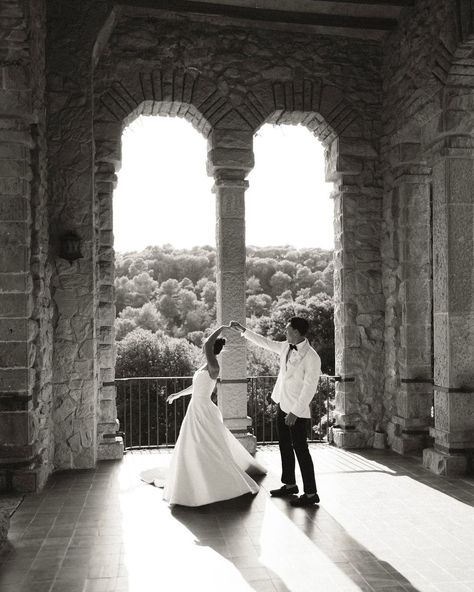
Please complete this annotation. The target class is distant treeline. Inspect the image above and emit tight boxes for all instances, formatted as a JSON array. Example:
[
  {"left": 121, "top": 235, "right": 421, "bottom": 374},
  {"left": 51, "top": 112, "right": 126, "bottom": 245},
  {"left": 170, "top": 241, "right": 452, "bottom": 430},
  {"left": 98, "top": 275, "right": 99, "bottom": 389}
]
[{"left": 115, "top": 245, "right": 335, "bottom": 376}]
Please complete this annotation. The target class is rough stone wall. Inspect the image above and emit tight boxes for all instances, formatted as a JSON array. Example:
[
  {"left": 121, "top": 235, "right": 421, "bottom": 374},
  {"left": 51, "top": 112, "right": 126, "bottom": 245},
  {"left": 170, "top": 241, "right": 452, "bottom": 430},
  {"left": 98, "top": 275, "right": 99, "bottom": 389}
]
[
  {"left": 0, "top": 0, "right": 52, "bottom": 492},
  {"left": 94, "top": 11, "right": 385, "bottom": 446},
  {"left": 381, "top": 0, "right": 462, "bottom": 451},
  {"left": 46, "top": 0, "right": 112, "bottom": 470}
]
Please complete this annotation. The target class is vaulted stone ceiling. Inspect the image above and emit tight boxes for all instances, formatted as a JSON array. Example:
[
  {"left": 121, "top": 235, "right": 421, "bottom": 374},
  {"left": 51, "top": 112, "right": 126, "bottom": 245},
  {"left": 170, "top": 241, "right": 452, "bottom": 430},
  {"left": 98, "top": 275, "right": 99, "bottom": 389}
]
[{"left": 119, "top": 0, "right": 414, "bottom": 39}]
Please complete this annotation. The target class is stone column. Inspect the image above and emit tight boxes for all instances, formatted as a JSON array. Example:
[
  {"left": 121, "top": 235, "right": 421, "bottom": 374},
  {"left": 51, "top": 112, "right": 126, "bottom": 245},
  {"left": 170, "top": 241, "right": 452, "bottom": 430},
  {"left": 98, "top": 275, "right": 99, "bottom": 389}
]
[
  {"left": 328, "top": 136, "right": 384, "bottom": 448},
  {"left": 93, "top": 119, "right": 124, "bottom": 461},
  {"left": 390, "top": 148, "right": 433, "bottom": 454},
  {"left": 423, "top": 142, "right": 474, "bottom": 475},
  {"left": 208, "top": 129, "right": 255, "bottom": 453},
  {"left": 0, "top": 0, "right": 51, "bottom": 493}
]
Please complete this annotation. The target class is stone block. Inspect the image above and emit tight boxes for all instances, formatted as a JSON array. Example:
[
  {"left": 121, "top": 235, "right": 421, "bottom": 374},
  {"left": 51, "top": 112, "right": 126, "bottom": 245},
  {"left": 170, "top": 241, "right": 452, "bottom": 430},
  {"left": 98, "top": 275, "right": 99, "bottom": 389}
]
[
  {"left": 0, "top": 342, "right": 27, "bottom": 367},
  {"left": 2, "top": 66, "right": 29, "bottom": 91},
  {"left": 100, "top": 385, "right": 116, "bottom": 400},
  {"left": 100, "top": 367, "right": 115, "bottom": 384},
  {"left": 98, "top": 344, "right": 114, "bottom": 367},
  {"left": 216, "top": 218, "right": 245, "bottom": 270},
  {"left": 0, "top": 411, "right": 31, "bottom": 446},
  {"left": 448, "top": 315, "right": 474, "bottom": 386},
  {"left": 0, "top": 90, "right": 31, "bottom": 117},
  {"left": 0, "top": 160, "right": 28, "bottom": 179},
  {"left": 332, "top": 428, "right": 367, "bottom": 449},
  {"left": 433, "top": 313, "right": 448, "bottom": 387},
  {"left": 0, "top": 197, "right": 27, "bottom": 221},
  {"left": 97, "top": 437, "right": 124, "bottom": 461},
  {"left": 99, "top": 326, "right": 113, "bottom": 344},
  {"left": 0, "top": 318, "right": 27, "bottom": 341},
  {"left": 0, "top": 368, "right": 32, "bottom": 392},
  {"left": 208, "top": 129, "right": 253, "bottom": 151},
  {"left": 0, "top": 246, "right": 28, "bottom": 273},
  {"left": 447, "top": 158, "right": 474, "bottom": 205},
  {"left": 216, "top": 188, "right": 244, "bottom": 218},
  {"left": 216, "top": 271, "right": 245, "bottom": 321},
  {"left": 423, "top": 447, "right": 468, "bottom": 476},
  {"left": 0, "top": 293, "right": 30, "bottom": 317},
  {"left": 99, "top": 285, "right": 114, "bottom": 303},
  {"left": 220, "top": 342, "right": 246, "bottom": 381},
  {"left": 100, "top": 230, "right": 113, "bottom": 247},
  {"left": 391, "top": 433, "right": 426, "bottom": 455},
  {"left": 99, "top": 398, "right": 116, "bottom": 422},
  {"left": 396, "top": 388, "right": 432, "bottom": 420},
  {"left": 94, "top": 121, "right": 123, "bottom": 143},
  {"left": 0, "top": 273, "right": 28, "bottom": 293},
  {"left": 218, "top": 381, "right": 248, "bottom": 421},
  {"left": 208, "top": 147, "right": 254, "bottom": 172}
]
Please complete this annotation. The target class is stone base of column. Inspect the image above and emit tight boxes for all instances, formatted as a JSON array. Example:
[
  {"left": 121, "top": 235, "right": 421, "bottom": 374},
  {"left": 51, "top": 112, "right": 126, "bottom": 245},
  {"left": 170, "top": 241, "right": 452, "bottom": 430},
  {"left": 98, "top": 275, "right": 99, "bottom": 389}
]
[
  {"left": 98, "top": 436, "right": 124, "bottom": 461},
  {"left": 392, "top": 434, "right": 427, "bottom": 455},
  {"left": 390, "top": 415, "right": 431, "bottom": 455},
  {"left": 97, "top": 419, "right": 124, "bottom": 461},
  {"left": 0, "top": 461, "right": 50, "bottom": 493},
  {"left": 422, "top": 447, "right": 470, "bottom": 476},
  {"left": 332, "top": 428, "right": 367, "bottom": 449}
]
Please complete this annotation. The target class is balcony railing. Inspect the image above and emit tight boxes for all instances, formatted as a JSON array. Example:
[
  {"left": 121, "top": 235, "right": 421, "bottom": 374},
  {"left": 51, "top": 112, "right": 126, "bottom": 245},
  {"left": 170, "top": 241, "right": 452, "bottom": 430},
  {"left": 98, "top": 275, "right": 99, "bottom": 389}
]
[{"left": 115, "top": 375, "right": 335, "bottom": 449}]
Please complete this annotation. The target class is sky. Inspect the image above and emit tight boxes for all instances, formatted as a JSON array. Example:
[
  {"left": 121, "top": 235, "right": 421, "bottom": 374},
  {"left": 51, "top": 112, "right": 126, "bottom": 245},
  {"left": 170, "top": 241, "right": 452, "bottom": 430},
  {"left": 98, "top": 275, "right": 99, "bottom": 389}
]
[{"left": 113, "top": 116, "right": 334, "bottom": 253}]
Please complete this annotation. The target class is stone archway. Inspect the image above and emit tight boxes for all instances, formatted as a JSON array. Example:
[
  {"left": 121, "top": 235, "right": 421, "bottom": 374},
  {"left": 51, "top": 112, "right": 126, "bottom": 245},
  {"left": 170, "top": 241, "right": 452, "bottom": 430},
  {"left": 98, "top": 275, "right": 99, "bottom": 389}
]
[
  {"left": 207, "top": 77, "right": 385, "bottom": 449},
  {"left": 92, "top": 68, "right": 249, "bottom": 453},
  {"left": 43, "top": 2, "right": 387, "bottom": 488}
]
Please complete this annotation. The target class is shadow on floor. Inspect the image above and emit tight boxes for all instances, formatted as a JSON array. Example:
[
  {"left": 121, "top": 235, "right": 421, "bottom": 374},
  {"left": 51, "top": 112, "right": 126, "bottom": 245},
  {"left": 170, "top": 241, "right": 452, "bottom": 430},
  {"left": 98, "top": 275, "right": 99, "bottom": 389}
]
[
  {"left": 171, "top": 483, "right": 421, "bottom": 592},
  {"left": 334, "top": 447, "right": 474, "bottom": 508}
]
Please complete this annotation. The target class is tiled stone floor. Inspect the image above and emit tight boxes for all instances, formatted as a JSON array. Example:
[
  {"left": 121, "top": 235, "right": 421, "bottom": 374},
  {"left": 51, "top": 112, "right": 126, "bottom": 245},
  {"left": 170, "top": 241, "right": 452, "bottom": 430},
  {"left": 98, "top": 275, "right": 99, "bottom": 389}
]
[{"left": 1, "top": 445, "right": 474, "bottom": 592}]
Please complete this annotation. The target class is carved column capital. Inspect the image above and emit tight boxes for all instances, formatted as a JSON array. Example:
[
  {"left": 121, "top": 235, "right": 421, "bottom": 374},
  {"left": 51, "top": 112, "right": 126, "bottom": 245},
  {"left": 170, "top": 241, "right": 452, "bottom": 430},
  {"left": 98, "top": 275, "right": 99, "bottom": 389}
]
[{"left": 213, "top": 169, "right": 249, "bottom": 190}]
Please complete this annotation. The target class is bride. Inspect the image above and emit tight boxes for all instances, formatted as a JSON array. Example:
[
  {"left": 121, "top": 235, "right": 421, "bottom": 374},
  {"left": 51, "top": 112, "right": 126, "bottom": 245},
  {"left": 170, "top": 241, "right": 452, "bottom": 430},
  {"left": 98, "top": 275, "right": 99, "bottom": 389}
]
[{"left": 141, "top": 324, "right": 266, "bottom": 507}]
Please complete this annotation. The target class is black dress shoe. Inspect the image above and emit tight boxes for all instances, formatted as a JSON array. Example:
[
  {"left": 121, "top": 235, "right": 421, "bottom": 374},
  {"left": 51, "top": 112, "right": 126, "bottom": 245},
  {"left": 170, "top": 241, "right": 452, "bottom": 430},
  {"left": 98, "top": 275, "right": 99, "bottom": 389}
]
[
  {"left": 290, "top": 493, "right": 320, "bottom": 507},
  {"left": 270, "top": 485, "right": 299, "bottom": 497}
]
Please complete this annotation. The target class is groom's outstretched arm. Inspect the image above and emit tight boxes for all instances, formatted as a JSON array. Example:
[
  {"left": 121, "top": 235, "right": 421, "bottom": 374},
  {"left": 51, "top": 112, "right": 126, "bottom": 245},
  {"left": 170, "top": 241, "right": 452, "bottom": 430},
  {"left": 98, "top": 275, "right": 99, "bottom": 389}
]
[{"left": 230, "top": 321, "right": 285, "bottom": 355}]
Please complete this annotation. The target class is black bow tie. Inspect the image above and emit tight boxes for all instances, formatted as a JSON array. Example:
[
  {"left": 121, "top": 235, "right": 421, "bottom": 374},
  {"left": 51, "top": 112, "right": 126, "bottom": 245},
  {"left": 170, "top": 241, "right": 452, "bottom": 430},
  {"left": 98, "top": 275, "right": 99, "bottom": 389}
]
[{"left": 289, "top": 344, "right": 298, "bottom": 351}]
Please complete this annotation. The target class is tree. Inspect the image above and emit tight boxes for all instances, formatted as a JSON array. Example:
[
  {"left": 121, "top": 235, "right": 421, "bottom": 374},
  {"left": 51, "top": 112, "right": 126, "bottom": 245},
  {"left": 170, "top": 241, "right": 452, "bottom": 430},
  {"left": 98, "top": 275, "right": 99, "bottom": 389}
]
[
  {"left": 115, "top": 328, "right": 201, "bottom": 377},
  {"left": 201, "top": 280, "right": 217, "bottom": 309},
  {"left": 246, "top": 275, "right": 262, "bottom": 295},
  {"left": 246, "top": 293, "right": 272, "bottom": 317},
  {"left": 269, "top": 271, "right": 292, "bottom": 298}
]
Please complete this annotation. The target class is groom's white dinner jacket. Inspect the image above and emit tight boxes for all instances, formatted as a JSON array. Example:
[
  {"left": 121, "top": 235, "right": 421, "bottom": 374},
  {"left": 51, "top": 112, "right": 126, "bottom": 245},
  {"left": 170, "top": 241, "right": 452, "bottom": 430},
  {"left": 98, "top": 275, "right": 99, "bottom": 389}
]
[{"left": 242, "top": 328, "right": 321, "bottom": 419}]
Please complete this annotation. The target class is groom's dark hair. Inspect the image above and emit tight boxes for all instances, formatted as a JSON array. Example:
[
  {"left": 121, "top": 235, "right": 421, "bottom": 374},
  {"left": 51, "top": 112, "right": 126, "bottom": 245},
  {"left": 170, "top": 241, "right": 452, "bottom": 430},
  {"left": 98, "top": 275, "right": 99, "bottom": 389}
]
[
  {"left": 289, "top": 317, "right": 309, "bottom": 336},
  {"left": 214, "top": 338, "right": 226, "bottom": 355}
]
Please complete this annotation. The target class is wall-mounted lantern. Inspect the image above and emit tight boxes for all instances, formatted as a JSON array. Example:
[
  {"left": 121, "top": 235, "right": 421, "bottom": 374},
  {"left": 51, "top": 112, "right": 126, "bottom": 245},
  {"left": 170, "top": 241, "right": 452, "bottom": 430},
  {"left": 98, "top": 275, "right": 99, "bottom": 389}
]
[{"left": 59, "top": 232, "right": 82, "bottom": 263}]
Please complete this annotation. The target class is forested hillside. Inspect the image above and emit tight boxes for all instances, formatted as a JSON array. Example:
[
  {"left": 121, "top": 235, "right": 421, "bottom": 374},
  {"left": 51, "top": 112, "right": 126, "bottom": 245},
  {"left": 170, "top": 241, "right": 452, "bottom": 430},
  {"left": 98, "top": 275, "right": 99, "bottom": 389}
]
[{"left": 114, "top": 245, "right": 335, "bottom": 376}]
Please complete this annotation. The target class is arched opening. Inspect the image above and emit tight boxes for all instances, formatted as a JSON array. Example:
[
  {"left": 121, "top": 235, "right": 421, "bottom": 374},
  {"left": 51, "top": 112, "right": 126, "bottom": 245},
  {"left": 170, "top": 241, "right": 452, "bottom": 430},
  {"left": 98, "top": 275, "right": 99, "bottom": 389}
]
[
  {"left": 111, "top": 114, "right": 216, "bottom": 449},
  {"left": 244, "top": 122, "right": 335, "bottom": 443}
]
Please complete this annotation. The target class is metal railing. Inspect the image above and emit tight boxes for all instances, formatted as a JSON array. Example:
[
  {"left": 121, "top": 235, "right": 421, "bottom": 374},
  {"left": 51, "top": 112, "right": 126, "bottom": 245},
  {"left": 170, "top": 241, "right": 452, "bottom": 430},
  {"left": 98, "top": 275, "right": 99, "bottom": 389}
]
[{"left": 115, "top": 375, "right": 335, "bottom": 449}]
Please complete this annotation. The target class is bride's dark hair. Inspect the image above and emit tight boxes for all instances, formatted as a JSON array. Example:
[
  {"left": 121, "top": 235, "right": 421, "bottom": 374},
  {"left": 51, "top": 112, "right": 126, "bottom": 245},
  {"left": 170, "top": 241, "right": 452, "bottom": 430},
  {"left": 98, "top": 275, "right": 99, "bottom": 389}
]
[{"left": 213, "top": 338, "right": 226, "bottom": 355}]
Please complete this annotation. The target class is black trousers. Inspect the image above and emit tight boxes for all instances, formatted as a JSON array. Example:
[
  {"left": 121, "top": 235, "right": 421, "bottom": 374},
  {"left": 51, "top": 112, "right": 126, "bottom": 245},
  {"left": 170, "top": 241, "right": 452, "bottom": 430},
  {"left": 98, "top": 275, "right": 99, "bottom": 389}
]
[{"left": 277, "top": 405, "right": 317, "bottom": 494}]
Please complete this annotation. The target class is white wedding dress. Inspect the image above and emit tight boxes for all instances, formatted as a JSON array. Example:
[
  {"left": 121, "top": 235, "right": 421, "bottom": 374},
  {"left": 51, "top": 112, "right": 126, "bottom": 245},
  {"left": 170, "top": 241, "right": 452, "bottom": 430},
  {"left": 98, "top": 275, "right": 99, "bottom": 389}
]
[{"left": 141, "top": 367, "right": 266, "bottom": 506}]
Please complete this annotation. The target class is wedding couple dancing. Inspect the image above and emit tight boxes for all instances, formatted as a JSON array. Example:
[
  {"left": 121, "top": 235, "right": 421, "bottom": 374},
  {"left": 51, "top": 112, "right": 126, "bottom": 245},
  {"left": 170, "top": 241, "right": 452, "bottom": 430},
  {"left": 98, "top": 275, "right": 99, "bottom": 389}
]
[{"left": 142, "top": 317, "right": 322, "bottom": 508}]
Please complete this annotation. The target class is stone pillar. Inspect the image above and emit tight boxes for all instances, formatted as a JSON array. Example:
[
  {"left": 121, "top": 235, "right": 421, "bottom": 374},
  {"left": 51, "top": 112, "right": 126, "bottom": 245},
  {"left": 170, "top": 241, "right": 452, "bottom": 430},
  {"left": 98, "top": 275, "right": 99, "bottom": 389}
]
[
  {"left": 95, "top": 159, "right": 124, "bottom": 461},
  {"left": 208, "top": 129, "right": 255, "bottom": 453},
  {"left": 0, "top": 0, "right": 52, "bottom": 492},
  {"left": 328, "top": 136, "right": 384, "bottom": 448},
  {"left": 390, "top": 150, "right": 433, "bottom": 454},
  {"left": 423, "top": 142, "right": 474, "bottom": 475}
]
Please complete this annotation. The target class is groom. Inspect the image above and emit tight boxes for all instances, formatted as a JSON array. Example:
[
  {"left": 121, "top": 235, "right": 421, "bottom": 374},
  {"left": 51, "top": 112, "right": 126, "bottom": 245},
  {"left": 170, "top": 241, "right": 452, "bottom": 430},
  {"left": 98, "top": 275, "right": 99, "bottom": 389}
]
[{"left": 230, "top": 317, "right": 321, "bottom": 507}]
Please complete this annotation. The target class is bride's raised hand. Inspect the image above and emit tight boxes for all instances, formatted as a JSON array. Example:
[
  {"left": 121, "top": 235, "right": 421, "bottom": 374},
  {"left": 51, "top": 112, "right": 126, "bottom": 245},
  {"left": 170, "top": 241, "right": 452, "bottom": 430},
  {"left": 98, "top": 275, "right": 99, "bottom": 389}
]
[{"left": 167, "top": 394, "right": 177, "bottom": 404}]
